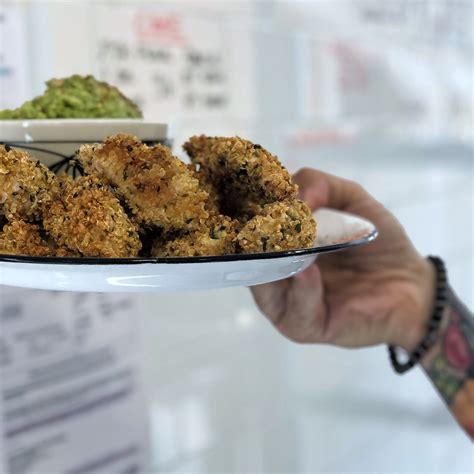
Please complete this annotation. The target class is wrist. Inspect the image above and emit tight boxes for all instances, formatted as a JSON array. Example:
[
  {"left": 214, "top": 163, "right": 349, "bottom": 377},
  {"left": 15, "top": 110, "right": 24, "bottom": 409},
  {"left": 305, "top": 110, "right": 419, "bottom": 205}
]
[
  {"left": 388, "top": 257, "right": 437, "bottom": 352},
  {"left": 420, "top": 309, "right": 449, "bottom": 370}
]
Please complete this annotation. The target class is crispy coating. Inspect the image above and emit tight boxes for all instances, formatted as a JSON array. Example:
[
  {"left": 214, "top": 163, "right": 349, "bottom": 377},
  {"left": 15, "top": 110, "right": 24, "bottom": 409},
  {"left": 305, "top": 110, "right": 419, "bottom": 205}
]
[
  {"left": 43, "top": 175, "right": 141, "bottom": 258},
  {"left": 78, "top": 134, "right": 209, "bottom": 230},
  {"left": 0, "top": 135, "right": 316, "bottom": 259},
  {"left": 236, "top": 200, "right": 316, "bottom": 253},
  {"left": 151, "top": 214, "right": 238, "bottom": 257},
  {"left": 0, "top": 145, "right": 56, "bottom": 221},
  {"left": 187, "top": 163, "right": 220, "bottom": 214},
  {"left": 229, "top": 201, "right": 263, "bottom": 224},
  {"left": 183, "top": 136, "right": 298, "bottom": 218},
  {"left": 0, "top": 220, "right": 54, "bottom": 257},
  {"left": 189, "top": 161, "right": 263, "bottom": 221}
]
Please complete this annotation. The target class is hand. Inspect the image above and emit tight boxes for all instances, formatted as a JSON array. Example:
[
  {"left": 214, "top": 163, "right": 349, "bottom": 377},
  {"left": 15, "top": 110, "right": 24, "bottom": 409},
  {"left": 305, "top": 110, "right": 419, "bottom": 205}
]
[{"left": 251, "top": 169, "right": 436, "bottom": 351}]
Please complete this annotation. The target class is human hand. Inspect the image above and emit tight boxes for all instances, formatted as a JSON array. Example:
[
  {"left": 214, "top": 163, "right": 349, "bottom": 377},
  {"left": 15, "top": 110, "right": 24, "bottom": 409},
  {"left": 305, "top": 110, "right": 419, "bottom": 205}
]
[{"left": 251, "top": 169, "right": 436, "bottom": 351}]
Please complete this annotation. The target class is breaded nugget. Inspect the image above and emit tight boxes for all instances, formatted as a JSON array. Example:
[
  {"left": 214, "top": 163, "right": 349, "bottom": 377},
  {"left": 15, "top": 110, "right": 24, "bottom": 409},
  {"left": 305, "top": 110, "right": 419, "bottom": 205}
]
[
  {"left": 229, "top": 201, "right": 263, "bottom": 224},
  {"left": 43, "top": 175, "right": 141, "bottom": 258},
  {"left": 236, "top": 200, "right": 316, "bottom": 253},
  {"left": 151, "top": 214, "right": 238, "bottom": 257},
  {"left": 78, "top": 134, "right": 209, "bottom": 230},
  {"left": 183, "top": 136, "right": 298, "bottom": 217},
  {"left": 189, "top": 161, "right": 262, "bottom": 221},
  {"left": 0, "top": 144, "right": 56, "bottom": 221},
  {"left": 0, "top": 220, "right": 54, "bottom": 257},
  {"left": 187, "top": 163, "right": 220, "bottom": 214}
]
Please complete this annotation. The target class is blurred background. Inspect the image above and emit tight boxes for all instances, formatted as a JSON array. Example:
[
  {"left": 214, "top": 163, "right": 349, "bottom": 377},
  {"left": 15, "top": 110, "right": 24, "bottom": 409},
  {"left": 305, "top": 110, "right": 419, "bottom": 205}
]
[{"left": 1, "top": 0, "right": 473, "bottom": 472}]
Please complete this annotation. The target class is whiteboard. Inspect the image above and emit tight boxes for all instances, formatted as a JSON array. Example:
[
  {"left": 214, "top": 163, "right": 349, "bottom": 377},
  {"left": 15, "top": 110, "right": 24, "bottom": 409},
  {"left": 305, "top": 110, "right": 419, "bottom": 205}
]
[{"left": 91, "top": 3, "right": 256, "bottom": 122}]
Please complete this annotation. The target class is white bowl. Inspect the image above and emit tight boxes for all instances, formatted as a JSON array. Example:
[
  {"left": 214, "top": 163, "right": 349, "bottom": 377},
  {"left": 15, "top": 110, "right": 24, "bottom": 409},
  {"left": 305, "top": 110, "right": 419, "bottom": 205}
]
[{"left": 0, "top": 119, "right": 168, "bottom": 167}]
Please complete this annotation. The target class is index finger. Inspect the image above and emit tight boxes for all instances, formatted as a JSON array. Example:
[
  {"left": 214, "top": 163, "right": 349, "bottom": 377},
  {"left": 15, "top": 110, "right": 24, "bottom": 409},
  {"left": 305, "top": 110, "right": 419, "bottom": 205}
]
[{"left": 293, "top": 168, "right": 368, "bottom": 212}]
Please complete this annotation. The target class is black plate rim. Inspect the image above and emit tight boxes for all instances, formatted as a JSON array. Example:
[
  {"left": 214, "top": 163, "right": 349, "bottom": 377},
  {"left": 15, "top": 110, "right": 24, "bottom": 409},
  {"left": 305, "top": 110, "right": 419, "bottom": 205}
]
[{"left": 0, "top": 229, "right": 378, "bottom": 266}]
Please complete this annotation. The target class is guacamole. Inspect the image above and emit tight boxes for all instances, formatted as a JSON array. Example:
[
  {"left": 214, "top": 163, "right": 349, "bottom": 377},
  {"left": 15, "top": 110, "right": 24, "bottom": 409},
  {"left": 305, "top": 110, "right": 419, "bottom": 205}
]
[{"left": 0, "top": 75, "right": 143, "bottom": 119}]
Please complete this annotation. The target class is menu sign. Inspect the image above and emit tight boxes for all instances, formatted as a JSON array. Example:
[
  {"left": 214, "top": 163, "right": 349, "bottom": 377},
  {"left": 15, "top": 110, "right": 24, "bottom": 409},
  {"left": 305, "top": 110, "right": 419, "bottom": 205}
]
[
  {"left": 93, "top": 4, "right": 255, "bottom": 121},
  {"left": 0, "top": 288, "right": 150, "bottom": 474}
]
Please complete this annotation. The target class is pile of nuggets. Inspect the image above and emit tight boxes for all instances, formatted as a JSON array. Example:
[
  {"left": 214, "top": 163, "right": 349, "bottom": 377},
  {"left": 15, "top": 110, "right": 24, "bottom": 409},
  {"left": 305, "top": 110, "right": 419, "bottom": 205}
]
[{"left": 0, "top": 134, "right": 316, "bottom": 258}]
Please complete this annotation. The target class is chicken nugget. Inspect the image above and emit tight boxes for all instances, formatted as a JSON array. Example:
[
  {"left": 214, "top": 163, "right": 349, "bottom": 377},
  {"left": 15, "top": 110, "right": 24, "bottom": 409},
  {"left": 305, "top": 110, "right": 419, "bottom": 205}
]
[
  {"left": 236, "top": 199, "right": 316, "bottom": 253},
  {"left": 187, "top": 163, "right": 220, "bottom": 214},
  {"left": 0, "top": 220, "right": 54, "bottom": 257},
  {"left": 183, "top": 136, "right": 298, "bottom": 218},
  {"left": 0, "top": 144, "right": 56, "bottom": 221},
  {"left": 43, "top": 175, "right": 141, "bottom": 258},
  {"left": 77, "top": 134, "right": 209, "bottom": 230},
  {"left": 151, "top": 214, "right": 238, "bottom": 257},
  {"left": 187, "top": 162, "right": 263, "bottom": 221}
]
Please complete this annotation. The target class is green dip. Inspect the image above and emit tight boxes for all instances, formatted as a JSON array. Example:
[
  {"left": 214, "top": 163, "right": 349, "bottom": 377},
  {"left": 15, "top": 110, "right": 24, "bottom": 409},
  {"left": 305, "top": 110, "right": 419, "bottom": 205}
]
[{"left": 0, "top": 75, "right": 143, "bottom": 119}]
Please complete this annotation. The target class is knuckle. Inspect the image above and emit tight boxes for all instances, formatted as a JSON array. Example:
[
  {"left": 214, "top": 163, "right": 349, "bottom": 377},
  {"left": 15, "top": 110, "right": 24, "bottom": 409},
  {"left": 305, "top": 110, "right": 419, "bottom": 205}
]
[
  {"left": 275, "top": 318, "right": 321, "bottom": 345},
  {"left": 295, "top": 167, "right": 315, "bottom": 179},
  {"left": 347, "top": 179, "right": 365, "bottom": 195}
]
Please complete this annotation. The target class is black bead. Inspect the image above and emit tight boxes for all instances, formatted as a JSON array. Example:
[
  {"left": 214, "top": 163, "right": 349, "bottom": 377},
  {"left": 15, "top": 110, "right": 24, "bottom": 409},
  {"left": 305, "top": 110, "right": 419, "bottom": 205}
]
[{"left": 388, "top": 256, "right": 447, "bottom": 375}]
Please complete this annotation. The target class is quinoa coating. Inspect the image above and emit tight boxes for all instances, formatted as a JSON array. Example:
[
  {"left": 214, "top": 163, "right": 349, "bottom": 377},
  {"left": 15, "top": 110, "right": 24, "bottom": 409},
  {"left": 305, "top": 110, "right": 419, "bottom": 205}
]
[
  {"left": 188, "top": 161, "right": 263, "bottom": 220},
  {"left": 183, "top": 135, "right": 298, "bottom": 217},
  {"left": 187, "top": 163, "right": 220, "bottom": 214},
  {"left": 78, "top": 134, "right": 209, "bottom": 230},
  {"left": 0, "top": 219, "right": 75, "bottom": 257},
  {"left": 0, "top": 145, "right": 56, "bottom": 221},
  {"left": 151, "top": 214, "right": 238, "bottom": 257},
  {"left": 236, "top": 199, "right": 316, "bottom": 253},
  {"left": 43, "top": 175, "right": 141, "bottom": 258},
  {"left": 230, "top": 200, "right": 263, "bottom": 224},
  {"left": 0, "top": 220, "right": 54, "bottom": 257},
  {"left": 1, "top": 135, "right": 316, "bottom": 259}
]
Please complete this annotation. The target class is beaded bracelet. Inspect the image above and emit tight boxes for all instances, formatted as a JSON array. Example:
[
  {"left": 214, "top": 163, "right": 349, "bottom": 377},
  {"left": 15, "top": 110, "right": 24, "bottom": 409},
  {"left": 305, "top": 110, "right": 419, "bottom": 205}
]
[{"left": 388, "top": 256, "right": 448, "bottom": 374}]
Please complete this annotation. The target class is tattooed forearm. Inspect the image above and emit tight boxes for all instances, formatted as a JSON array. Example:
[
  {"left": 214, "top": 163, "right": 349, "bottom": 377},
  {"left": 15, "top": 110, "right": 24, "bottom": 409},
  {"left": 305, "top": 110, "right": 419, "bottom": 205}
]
[{"left": 422, "top": 288, "right": 474, "bottom": 438}]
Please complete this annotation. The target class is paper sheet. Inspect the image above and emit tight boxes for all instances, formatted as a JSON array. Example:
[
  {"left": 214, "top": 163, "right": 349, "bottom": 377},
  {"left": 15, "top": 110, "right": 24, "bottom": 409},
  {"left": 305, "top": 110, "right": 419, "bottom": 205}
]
[{"left": 0, "top": 288, "right": 150, "bottom": 474}]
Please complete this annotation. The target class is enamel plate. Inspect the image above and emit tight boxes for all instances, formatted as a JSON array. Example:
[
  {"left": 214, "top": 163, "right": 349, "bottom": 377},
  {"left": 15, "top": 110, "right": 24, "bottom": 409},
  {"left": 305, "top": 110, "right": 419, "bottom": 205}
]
[{"left": 0, "top": 209, "right": 377, "bottom": 293}]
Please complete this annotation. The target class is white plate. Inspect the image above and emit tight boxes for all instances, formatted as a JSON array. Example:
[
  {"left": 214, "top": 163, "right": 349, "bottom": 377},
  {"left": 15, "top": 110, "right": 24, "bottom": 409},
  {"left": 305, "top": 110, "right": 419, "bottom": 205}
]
[{"left": 0, "top": 209, "right": 377, "bottom": 293}]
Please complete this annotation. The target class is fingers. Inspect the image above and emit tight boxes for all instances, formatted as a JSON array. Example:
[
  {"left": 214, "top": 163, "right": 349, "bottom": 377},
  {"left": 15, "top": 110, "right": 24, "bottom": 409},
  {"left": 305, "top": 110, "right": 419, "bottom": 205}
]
[
  {"left": 250, "top": 278, "right": 290, "bottom": 326},
  {"left": 275, "top": 264, "right": 327, "bottom": 342},
  {"left": 251, "top": 264, "right": 328, "bottom": 343},
  {"left": 293, "top": 168, "right": 368, "bottom": 212}
]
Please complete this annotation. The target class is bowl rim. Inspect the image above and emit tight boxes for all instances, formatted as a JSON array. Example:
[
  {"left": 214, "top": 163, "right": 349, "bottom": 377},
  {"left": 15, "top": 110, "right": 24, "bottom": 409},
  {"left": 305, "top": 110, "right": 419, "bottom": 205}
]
[
  {"left": 0, "top": 119, "right": 168, "bottom": 141},
  {"left": 0, "top": 118, "right": 163, "bottom": 124}
]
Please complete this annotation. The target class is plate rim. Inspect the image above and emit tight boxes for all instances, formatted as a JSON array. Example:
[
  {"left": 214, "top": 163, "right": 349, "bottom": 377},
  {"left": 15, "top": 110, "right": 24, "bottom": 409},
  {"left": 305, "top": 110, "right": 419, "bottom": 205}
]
[{"left": 0, "top": 229, "right": 378, "bottom": 266}]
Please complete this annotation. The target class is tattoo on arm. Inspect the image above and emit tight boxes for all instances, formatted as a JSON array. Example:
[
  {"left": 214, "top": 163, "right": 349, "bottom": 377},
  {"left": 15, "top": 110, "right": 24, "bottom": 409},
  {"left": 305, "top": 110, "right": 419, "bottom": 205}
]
[{"left": 422, "top": 288, "right": 474, "bottom": 438}]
